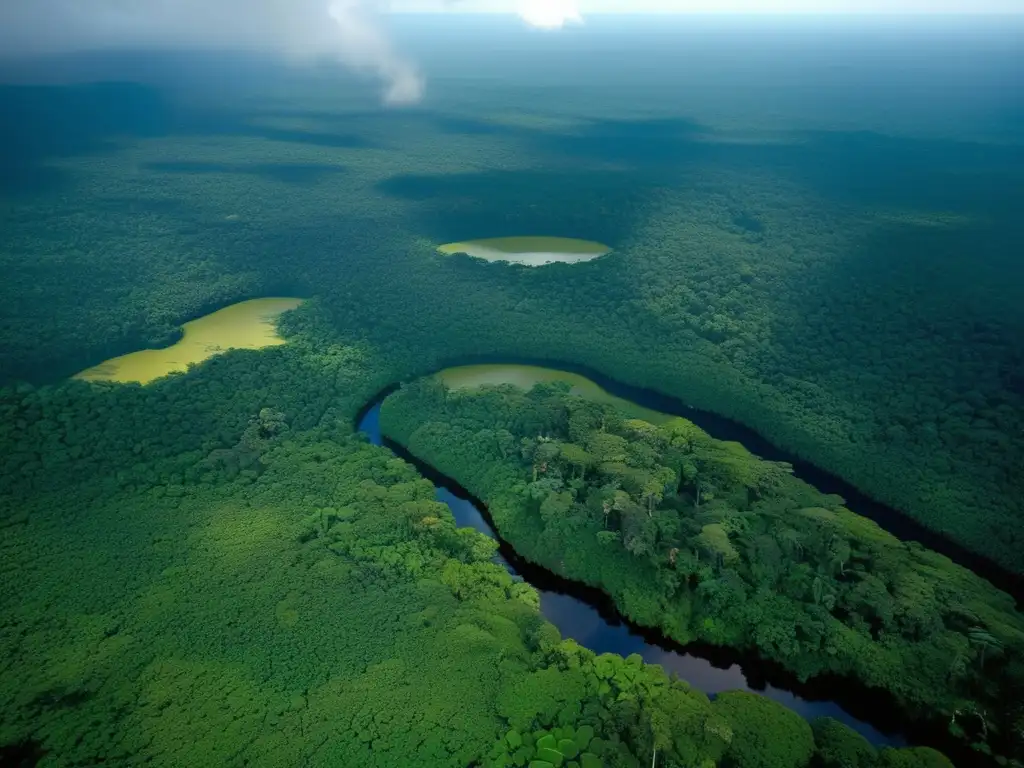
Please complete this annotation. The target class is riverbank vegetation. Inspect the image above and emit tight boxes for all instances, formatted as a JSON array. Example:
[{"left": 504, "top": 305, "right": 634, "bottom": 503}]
[
  {"left": 0, "top": 344, "right": 955, "bottom": 766},
  {"left": 380, "top": 378, "right": 1024, "bottom": 763}
]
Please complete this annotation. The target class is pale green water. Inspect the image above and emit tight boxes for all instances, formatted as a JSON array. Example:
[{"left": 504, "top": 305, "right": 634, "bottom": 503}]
[
  {"left": 436, "top": 363, "right": 673, "bottom": 425},
  {"left": 74, "top": 298, "right": 305, "bottom": 384},
  {"left": 437, "top": 236, "right": 611, "bottom": 266}
]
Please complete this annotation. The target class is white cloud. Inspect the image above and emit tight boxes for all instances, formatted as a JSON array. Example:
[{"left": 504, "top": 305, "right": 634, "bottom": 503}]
[
  {"left": 0, "top": 0, "right": 424, "bottom": 105},
  {"left": 327, "top": 0, "right": 424, "bottom": 104},
  {"left": 517, "top": 0, "right": 583, "bottom": 29},
  {"left": 397, "top": 0, "right": 1023, "bottom": 12},
  {"left": 1, "top": 0, "right": 1016, "bottom": 105}
]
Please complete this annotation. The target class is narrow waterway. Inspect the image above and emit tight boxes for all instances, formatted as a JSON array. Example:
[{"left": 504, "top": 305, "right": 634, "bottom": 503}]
[{"left": 358, "top": 404, "right": 905, "bottom": 748}]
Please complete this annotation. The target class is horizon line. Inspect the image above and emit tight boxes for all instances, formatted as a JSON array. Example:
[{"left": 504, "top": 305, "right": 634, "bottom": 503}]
[{"left": 388, "top": 10, "right": 1024, "bottom": 16}]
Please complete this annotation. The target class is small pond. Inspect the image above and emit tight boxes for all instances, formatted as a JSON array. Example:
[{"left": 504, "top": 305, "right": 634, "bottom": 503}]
[
  {"left": 74, "top": 297, "right": 304, "bottom": 384},
  {"left": 437, "top": 236, "right": 611, "bottom": 266}
]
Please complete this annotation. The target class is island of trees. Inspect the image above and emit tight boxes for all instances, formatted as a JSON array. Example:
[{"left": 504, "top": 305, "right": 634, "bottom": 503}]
[{"left": 381, "top": 377, "right": 1024, "bottom": 765}]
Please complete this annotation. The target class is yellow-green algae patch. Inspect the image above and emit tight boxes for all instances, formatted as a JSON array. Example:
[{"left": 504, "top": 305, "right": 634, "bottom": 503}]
[
  {"left": 74, "top": 297, "right": 304, "bottom": 384},
  {"left": 437, "top": 363, "right": 672, "bottom": 425},
  {"left": 437, "top": 236, "right": 611, "bottom": 266}
]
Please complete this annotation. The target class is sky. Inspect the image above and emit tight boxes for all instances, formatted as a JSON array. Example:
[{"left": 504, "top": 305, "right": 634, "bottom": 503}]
[
  {"left": 0, "top": 0, "right": 1020, "bottom": 104},
  {"left": 400, "top": 0, "right": 1024, "bottom": 11}
]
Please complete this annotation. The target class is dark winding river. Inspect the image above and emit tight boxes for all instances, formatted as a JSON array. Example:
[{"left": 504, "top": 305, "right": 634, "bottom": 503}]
[{"left": 358, "top": 401, "right": 906, "bottom": 748}]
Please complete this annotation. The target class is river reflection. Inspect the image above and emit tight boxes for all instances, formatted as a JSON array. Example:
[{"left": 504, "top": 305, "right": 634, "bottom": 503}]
[{"left": 358, "top": 403, "right": 902, "bottom": 747}]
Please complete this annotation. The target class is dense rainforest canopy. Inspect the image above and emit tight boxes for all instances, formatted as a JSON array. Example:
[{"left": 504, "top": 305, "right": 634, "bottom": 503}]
[
  {"left": 1, "top": 33, "right": 1023, "bottom": 768},
  {"left": 0, "top": 340, "right": 959, "bottom": 767},
  {"left": 380, "top": 378, "right": 1024, "bottom": 764},
  {"left": 1, "top": 76, "right": 1021, "bottom": 576}
]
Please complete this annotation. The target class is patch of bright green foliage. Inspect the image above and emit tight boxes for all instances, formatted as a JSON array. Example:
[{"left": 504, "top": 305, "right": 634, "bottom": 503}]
[
  {"left": 488, "top": 722, "right": 601, "bottom": 767},
  {"left": 380, "top": 377, "right": 1024, "bottom": 763}
]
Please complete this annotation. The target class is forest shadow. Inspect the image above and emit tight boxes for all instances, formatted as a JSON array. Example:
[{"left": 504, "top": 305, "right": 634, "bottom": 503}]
[
  {"left": 95, "top": 195, "right": 197, "bottom": 218},
  {"left": 762, "top": 129, "right": 1024, "bottom": 340},
  {"left": 371, "top": 114, "right": 714, "bottom": 246},
  {"left": 433, "top": 113, "right": 710, "bottom": 167},
  {"left": 0, "top": 82, "right": 169, "bottom": 195},
  {"left": 784, "top": 213, "right": 1024, "bottom": 389},
  {"left": 431, "top": 115, "right": 527, "bottom": 137},
  {"left": 0, "top": 739, "right": 46, "bottom": 767},
  {"left": 0, "top": 81, "right": 376, "bottom": 196},
  {"left": 376, "top": 166, "right": 665, "bottom": 247},
  {"left": 375, "top": 114, "right": 763, "bottom": 247},
  {"left": 244, "top": 126, "right": 373, "bottom": 150},
  {"left": 380, "top": 111, "right": 1024, "bottom": 265},
  {"left": 429, "top": 111, "right": 1024, "bottom": 219},
  {"left": 775, "top": 130, "right": 1024, "bottom": 219},
  {"left": 528, "top": 116, "right": 710, "bottom": 167},
  {"left": 144, "top": 160, "right": 347, "bottom": 185}
]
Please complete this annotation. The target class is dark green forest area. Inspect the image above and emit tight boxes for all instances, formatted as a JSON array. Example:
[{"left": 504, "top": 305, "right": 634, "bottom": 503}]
[
  {"left": 0, "top": 63, "right": 1022, "bottom": 767},
  {"left": 380, "top": 379, "right": 1024, "bottom": 763},
  {"left": 1, "top": 78, "right": 1022, "bottom": 573}
]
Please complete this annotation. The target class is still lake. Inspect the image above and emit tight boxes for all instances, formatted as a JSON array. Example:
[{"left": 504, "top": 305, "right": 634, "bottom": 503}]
[{"left": 74, "top": 297, "right": 304, "bottom": 384}]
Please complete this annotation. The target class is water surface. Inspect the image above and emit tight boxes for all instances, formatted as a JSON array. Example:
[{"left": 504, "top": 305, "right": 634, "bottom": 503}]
[
  {"left": 74, "top": 297, "right": 304, "bottom": 384},
  {"left": 440, "top": 363, "right": 672, "bottom": 424},
  {"left": 437, "top": 236, "right": 611, "bottom": 266}
]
